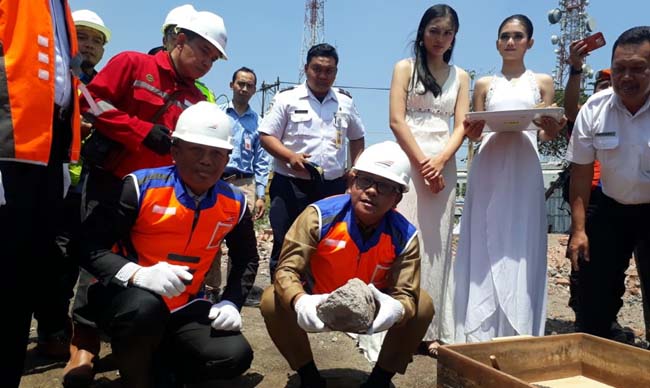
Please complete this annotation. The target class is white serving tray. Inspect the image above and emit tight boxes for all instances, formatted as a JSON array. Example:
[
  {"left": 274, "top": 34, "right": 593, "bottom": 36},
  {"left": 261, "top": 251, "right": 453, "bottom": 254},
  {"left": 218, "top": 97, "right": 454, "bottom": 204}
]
[{"left": 466, "top": 107, "right": 564, "bottom": 132}]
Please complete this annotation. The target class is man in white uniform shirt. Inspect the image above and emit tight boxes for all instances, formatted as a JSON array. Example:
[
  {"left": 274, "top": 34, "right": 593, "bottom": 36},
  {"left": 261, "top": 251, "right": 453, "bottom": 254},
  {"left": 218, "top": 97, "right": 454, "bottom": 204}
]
[
  {"left": 566, "top": 26, "right": 650, "bottom": 340},
  {"left": 259, "top": 43, "right": 365, "bottom": 278}
]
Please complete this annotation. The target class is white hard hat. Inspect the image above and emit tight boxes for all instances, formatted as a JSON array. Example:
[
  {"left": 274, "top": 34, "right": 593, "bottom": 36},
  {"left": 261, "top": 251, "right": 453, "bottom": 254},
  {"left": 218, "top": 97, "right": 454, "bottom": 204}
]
[
  {"left": 161, "top": 4, "right": 197, "bottom": 34},
  {"left": 176, "top": 11, "right": 228, "bottom": 60},
  {"left": 173, "top": 102, "right": 233, "bottom": 150},
  {"left": 353, "top": 141, "right": 411, "bottom": 193},
  {"left": 72, "top": 10, "right": 111, "bottom": 43}
]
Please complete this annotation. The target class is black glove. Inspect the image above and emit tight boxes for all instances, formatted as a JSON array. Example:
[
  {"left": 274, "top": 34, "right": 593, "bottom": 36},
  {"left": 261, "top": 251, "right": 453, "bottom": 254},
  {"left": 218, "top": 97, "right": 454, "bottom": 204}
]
[{"left": 142, "top": 124, "right": 172, "bottom": 155}]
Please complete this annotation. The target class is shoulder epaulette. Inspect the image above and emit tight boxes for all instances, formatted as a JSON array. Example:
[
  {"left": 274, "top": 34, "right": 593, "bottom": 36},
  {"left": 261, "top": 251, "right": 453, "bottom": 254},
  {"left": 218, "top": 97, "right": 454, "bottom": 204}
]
[
  {"left": 337, "top": 88, "right": 352, "bottom": 98},
  {"left": 279, "top": 86, "right": 296, "bottom": 93}
]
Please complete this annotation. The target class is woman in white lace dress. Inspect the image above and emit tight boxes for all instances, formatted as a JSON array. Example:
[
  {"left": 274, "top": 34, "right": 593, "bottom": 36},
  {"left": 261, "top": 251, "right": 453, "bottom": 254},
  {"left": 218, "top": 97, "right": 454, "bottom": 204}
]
[
  {"left": 453, "top": 14, "right": 566, "bottom": 343},
  {"left": 389, "top": 4, "right": 481, "bottom": 356}
]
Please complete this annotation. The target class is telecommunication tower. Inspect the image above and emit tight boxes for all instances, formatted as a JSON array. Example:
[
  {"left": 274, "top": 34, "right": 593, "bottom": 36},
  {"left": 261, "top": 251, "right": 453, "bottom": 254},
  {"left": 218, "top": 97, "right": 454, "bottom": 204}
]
[
  {"left": 299, "top": 0, "right": 325, "bottom": 81},
  {"left": 548, "top": 0, "right": 596, "bottom": 90}
]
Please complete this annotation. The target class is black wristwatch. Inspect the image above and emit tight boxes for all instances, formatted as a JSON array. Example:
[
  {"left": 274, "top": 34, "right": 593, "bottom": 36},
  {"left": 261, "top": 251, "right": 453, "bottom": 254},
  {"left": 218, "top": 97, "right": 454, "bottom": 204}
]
[{"left": 570, "top": 66, "right": 583, "bottom": 75}]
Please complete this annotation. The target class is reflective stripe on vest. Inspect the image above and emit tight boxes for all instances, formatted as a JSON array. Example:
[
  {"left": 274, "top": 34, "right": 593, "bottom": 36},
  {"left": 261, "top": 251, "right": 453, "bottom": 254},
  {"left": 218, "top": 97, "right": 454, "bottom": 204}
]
[
  {"left": 128, "top": 166, "right": 244, "bottom": 310},
  {"left": 309, "top": 194, "right": 417, "bottom": 294},
  {"left": 0, "top": 0, "right": 80, "bottom": 164}
]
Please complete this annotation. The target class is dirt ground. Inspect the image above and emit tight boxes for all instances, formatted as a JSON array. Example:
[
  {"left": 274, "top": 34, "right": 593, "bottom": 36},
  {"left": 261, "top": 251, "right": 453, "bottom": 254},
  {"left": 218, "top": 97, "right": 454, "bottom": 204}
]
[{"left": 20, "top": 233, "right": 648, "bottom": 387}]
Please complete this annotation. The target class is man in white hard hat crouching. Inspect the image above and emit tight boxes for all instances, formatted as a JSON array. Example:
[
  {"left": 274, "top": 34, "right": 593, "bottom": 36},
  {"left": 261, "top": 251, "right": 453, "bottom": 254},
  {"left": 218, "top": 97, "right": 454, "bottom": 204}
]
[
  {"left": 64, "top": 10, "right": 230, "bottom": 385},
  {"left": 77, "top": 102, "right": 259, "bottom": 387},
  {"left": 260, "top": 141, "right": 434, "bottom": 388}
]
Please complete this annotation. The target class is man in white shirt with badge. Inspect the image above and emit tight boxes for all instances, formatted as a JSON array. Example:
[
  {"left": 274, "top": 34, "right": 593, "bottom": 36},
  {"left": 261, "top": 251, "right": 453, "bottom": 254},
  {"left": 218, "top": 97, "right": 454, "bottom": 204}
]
[
  {"left": 259, "top": 43, "right": 365, "bottom": 278},
  {"left": 566, "top": 26, "right": 650, "bottom": 340}
]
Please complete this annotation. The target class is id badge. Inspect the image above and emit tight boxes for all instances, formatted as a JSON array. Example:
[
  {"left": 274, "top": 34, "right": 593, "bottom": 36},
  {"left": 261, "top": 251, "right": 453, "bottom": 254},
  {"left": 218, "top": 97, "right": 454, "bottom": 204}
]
[
  {"left": 333, "top": 113, "right": 344, "bottom": 149},
  {"left": 244, "top": 134, "right": 252, "bottom": 151}
]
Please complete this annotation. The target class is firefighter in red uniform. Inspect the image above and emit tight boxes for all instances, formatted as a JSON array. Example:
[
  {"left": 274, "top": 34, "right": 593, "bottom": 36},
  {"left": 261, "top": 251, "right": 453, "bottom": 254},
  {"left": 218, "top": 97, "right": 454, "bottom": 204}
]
[
  {"left": 77, "top": 102, "right": 259, "bottom": 387},
  {"left": 64, "top": 11, "right": 229, "bottom": 386},
  {"left": 260, "top": 141, "right": 434, "bottom": 388}
]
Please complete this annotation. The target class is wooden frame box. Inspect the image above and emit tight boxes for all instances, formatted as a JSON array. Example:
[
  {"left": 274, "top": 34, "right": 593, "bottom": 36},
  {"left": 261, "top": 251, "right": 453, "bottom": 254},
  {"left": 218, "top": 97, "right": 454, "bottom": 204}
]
[{"left": 437, "top": 333, "right": 650, "bottom": 387}]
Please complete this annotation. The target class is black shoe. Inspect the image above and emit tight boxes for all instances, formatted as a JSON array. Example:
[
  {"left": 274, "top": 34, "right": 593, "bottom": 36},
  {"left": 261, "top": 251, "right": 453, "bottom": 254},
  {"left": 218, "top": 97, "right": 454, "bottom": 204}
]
[
  {"left": 244, "top": 285, "right": 263, "bottom": 307},
  {"left": 298, "top": 361, "right": 326, "bottom": 388},
  {"left": 610, "top": 322, "right": 634, "bottom": 344},
  {"left": 300, "top": 378, "right": 326, "bottom": 388}
]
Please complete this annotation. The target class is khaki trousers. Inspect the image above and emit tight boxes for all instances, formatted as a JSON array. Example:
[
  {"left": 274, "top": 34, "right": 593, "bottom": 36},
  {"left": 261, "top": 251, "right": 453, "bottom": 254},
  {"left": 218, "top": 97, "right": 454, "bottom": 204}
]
[
  {"left": 204, "top": 177, "right": 256, "bottom": 291},
  {"left": 259, "top": 285, "right": 434, "bottom": 374}
]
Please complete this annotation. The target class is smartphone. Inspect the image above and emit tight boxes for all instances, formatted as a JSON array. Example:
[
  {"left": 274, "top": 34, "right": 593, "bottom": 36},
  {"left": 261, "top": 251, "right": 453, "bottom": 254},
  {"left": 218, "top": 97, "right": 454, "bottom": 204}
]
[{"left": 580, "top": 32, "right": 606, "bottom": 53}]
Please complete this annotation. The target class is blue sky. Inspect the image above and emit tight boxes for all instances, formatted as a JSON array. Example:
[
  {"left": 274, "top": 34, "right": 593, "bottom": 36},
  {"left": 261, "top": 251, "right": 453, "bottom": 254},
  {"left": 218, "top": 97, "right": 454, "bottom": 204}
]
[{"left": 70, "top": 0, "right": 648, "bottom": 161}]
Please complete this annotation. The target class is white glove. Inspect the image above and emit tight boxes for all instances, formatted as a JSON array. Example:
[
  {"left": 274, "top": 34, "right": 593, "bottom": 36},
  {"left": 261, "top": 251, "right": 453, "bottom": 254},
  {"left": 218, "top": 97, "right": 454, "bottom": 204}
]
[
  {"left": 132, "top": 262, "right": 193, "bottom": 298},
  {"left": 367, "top": 284, "right": 405, "bottom": 334},
  {"left": 294, "top": 293, "right": 330, "bottom": 332},
  {"left": 0, "top": 170, "right": 6, "bottom": 206},
  {"left": 62, "top": 163, "right": 71, "bottom": 198},
  {"left": 209, "top": 300, "right": 242, "bottom": 331}
]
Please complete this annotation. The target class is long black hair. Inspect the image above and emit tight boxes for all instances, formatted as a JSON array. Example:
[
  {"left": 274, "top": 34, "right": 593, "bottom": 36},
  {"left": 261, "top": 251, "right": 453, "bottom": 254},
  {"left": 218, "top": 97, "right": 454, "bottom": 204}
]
[{"left": 411, "top": 4, "right": 459, "bottom": 97}]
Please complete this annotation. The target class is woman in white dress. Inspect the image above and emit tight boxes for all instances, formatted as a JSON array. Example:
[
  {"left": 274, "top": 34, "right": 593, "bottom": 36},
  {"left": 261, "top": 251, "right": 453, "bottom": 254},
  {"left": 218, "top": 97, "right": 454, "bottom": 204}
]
[
  {"left": 389, "top": 4, "right": 481, "bottom": 356},
  {"left": 453, "top": 14, "right": 566, "bottom": 343}
]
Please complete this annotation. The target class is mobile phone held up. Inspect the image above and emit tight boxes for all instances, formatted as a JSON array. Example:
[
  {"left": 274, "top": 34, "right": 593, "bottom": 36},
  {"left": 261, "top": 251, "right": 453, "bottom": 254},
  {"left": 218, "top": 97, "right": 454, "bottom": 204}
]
[{"left": 580, "top": 32, "right": 606, "bottom": 53}]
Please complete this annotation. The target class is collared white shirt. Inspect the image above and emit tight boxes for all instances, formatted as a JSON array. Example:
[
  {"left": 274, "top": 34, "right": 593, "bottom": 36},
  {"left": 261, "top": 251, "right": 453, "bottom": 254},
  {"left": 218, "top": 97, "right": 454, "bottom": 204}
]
[
  {"left": 50, "top": 0, "right": 72, "bottom": 109},
  {"left": 258, "top": 83, "right": 365, "bottom": 180},
  {"left": 566, "top": 88, "right": 650, "bottom": 204}
]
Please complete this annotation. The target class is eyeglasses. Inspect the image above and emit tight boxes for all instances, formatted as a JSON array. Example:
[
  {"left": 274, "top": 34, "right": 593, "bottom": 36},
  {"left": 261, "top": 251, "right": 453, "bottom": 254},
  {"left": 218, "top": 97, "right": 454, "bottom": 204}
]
[{"left": 354, "top": 175, "right": 401, "bottom": 195}]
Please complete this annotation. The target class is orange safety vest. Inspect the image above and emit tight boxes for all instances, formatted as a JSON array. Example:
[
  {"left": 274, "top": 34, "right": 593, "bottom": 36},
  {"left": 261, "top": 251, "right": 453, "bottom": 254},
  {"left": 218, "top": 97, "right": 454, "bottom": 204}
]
[
  {"left": 125, "top": 166, "right": 245, "bottom": 310},
  {"left": 0, "top": 0, "right": 81, "bottom": 164},
  {"left": 308, "top": 194, "right": 418, "bottom": 294}
]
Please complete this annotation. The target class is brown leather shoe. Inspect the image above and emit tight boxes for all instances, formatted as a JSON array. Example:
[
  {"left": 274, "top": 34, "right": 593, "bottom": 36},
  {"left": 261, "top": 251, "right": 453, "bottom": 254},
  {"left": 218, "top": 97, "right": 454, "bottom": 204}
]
[{"left": 62, "top": 324, "right": 100, "bottom": 387}]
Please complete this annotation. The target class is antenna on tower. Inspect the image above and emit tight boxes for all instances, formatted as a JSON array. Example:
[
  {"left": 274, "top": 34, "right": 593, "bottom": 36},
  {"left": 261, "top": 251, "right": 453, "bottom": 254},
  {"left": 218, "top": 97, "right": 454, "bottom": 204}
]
[
  {"left": 548, "top": 0, "right": 596, "bottom": 90},
  {"left": 299, "top": 0, "right": 325, "bottom": 81}
]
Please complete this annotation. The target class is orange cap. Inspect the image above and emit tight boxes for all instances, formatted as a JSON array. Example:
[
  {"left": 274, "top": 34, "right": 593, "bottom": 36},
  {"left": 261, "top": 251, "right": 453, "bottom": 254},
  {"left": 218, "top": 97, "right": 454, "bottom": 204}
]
[{"left": 595, "top": 68, "right": 611, "bottom": 82}]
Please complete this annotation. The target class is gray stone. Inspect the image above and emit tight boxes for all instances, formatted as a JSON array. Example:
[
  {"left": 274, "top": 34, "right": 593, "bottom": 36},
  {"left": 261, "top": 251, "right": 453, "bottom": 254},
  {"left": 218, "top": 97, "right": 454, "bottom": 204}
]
[{"left": 317, "top": 278, "right": 376, "bottom": 333}]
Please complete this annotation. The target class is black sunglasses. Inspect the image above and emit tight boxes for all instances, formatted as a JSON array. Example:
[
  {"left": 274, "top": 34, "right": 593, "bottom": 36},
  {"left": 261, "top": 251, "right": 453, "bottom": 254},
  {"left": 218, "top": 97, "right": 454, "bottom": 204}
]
[{"left": 354, "top": 175, "right": 401, "bottom": 195}]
